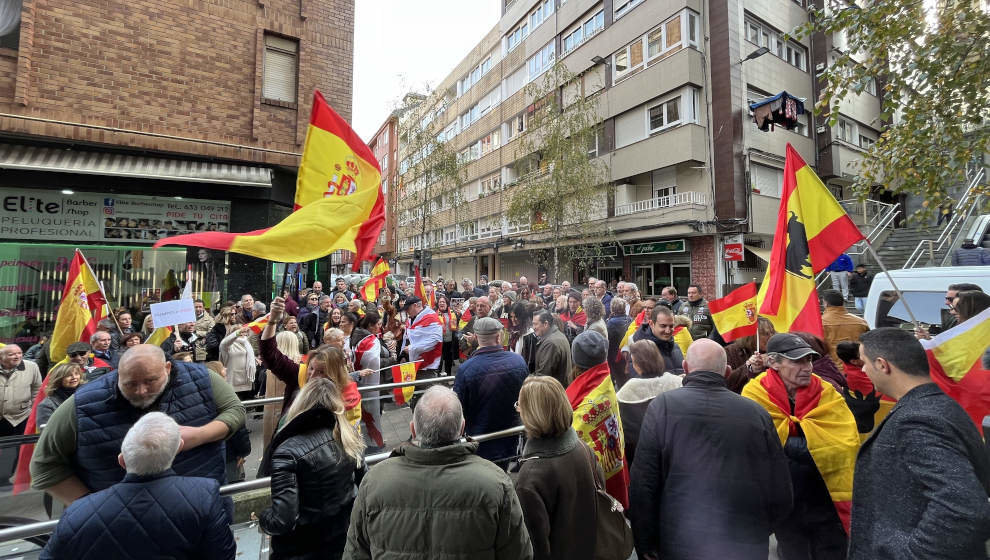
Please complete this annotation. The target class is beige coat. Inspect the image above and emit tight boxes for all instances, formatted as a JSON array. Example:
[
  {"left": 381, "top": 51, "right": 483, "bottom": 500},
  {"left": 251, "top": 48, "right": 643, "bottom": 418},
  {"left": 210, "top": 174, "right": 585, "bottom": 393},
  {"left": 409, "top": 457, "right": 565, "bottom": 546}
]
[
  {"left": 219, "top": 331, "right": 256, "bottom": 392},
  {"left": 0, "top": 359, "right": 43, "bottom": 425}
]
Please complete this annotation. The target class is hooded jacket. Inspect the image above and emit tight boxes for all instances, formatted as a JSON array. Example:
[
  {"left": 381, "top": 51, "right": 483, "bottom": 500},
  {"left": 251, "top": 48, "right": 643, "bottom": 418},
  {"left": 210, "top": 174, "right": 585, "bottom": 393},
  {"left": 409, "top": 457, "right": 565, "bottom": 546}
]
[{"left": 616, "top": 374, "right": 683, "bottom": 466}]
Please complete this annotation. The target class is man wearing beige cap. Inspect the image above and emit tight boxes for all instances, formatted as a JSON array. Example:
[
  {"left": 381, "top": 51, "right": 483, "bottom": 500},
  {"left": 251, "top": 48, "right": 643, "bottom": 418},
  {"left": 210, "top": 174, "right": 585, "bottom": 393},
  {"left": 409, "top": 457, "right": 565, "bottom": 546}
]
[{"left": 453, "top": 317, "right": 528, "bottom": 467}]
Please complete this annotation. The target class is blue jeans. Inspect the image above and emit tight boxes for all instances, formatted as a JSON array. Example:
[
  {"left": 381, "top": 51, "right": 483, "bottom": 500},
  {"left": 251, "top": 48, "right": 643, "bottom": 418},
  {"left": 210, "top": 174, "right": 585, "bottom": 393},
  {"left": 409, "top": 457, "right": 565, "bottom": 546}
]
[{"left": 855, "top": 297, "right": 867, "bottom": 313}]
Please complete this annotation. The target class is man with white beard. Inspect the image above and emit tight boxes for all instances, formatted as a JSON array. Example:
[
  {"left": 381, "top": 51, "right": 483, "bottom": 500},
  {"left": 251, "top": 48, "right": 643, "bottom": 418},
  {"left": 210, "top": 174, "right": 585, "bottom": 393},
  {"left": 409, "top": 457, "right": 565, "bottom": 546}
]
[{"left": 30, "top": 345, "right": 244, "bottom": 506}]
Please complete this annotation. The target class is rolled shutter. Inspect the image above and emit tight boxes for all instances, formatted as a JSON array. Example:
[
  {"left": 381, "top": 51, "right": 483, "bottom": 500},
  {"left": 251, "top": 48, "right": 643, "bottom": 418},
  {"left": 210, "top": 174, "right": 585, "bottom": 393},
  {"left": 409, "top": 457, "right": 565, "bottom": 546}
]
[{"left": 263, "top": 35, "right": 298, "bottom": 103}]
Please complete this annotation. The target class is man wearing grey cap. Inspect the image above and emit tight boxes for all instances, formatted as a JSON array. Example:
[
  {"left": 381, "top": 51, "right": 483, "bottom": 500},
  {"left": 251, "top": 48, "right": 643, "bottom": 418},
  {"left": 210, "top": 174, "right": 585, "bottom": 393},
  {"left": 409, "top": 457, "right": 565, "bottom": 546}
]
[
  {"left": 741, "top": 333, "right": 859, "bottom": 560},
  {"left": 453, "top": 317, "right": 528, "bottom": 468}
]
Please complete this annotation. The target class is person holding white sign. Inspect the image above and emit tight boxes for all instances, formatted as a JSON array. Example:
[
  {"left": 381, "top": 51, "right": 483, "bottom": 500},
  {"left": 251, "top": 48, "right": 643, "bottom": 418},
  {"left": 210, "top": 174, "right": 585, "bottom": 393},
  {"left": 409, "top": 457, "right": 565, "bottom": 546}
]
[{"left": 161, "top": 322, "right": 207, "bottom": 362}]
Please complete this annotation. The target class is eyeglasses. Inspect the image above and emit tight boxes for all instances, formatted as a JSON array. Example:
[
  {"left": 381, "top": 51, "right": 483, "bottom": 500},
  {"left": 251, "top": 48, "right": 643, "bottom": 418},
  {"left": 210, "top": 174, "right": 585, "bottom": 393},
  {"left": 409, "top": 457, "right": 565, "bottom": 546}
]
[{"left": 68, "top": 351, "right": 88, "bottom": 358}]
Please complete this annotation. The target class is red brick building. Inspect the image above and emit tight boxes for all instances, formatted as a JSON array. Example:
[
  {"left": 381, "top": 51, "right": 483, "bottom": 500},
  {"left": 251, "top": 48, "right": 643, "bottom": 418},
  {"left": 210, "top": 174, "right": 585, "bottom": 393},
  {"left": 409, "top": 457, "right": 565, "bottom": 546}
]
[
  {"left": 0, "top": 0, "right": 354, "bottom": 342},
  {"left": 368, "top": 113, "right": 398, "bottom": 263}
]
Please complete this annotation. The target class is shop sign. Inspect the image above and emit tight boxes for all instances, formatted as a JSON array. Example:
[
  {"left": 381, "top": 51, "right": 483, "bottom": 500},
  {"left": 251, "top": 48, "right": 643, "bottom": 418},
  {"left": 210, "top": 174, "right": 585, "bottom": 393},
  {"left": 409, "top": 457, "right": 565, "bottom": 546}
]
[
  {"left": 723, "top": 235, "right": 744, "bottom": 261},
  {"left": 0, "top": 188, "right": 230, "bottom": 244},
  {"left": 572, "top": 245, "right": 619, "bottom": 258},
  {"left": 623, "top": 240, "right": 686, "bottom": 256}
]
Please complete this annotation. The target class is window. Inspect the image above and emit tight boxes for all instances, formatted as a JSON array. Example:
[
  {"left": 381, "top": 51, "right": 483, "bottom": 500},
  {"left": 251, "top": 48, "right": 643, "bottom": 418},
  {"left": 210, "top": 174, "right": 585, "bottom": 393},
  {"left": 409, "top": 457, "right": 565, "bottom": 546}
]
[
  {"left": 864, "top": 77, "right": 877, "bottom": 96},
  {"left": 751, "top": 163, "right": 784, "bottom": 197},
  {"left": 614, "top": 9, "right": 698, "bottom": 81},
  {"left": 563, "top": 27, "right": 583, "bottom": 54},
  {"left": 0, "top": 3, "right": 19, "bottom": 50},
  {"left": 505, "top": 113, "right": 527, "bottom": 141},
  {"left": 528, "top": 42, "right": 555, "bottom": 81},
  {"left": 507, "top": 22, "right": 528, "bottom": 52},
  {"left": 836, "top": 118, "right": 856, "bottom": 143},
  {"left": 587, "top": 127, "right": 607, "bottom": 157},
  {"left": 263, "top": 34, "right": 299, "bottom": 103},
  {"left": 614, "top": 50, "right": 630, "bottom": 74},
  {"left": 859, "top": 135, "right": 875, "bottom": 150},
  {"left": 564, "top": 9, "right": 604, "bottom": 54},
  {"left": 480, "top": 173, "right": 502, "bottom": 196},
  {"left": 744, "top": 16, "right": 808, "bottom": 72},
  {"left": 648, "top": 97, "right": 682, "bottom": 132},
  {"left": 481, "top": 129, "right": 501, "bottom": 155},
  {"left": 529, "top": 0, "right": 555, "bottom": 31},
  {"left": 584, "top": 11, "right": 605, "bottom": 38},
  {"left": 614, "top": 0, "right": 643, "bottom": 19}
]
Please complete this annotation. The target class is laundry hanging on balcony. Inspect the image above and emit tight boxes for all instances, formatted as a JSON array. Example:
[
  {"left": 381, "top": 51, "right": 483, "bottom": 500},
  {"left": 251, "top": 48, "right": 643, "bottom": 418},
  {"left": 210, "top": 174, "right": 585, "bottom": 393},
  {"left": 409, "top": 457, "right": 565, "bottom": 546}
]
[{"left": 749, "top": 91, "right": 806, "bottom": 132}]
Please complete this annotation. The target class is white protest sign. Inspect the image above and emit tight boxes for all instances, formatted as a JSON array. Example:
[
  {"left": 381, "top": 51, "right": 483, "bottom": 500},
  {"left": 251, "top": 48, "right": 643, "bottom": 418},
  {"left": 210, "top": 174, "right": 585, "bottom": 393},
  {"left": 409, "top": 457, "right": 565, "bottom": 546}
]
[{"left": 150, "top": 299, "right": 196, "bottom": 328}]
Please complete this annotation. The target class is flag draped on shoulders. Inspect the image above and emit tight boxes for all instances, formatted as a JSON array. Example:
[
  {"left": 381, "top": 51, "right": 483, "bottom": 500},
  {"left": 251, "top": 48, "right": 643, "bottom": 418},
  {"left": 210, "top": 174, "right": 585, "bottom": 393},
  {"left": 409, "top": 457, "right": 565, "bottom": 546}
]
[
  {"left": 360, "top": 258, "right": 390, "bottom": 301},
  {"left": 618, "top": 310, "right": 646, "bottom": 357},
  {"left": 390, "top": 361, "right": 420, "bottom": 406},
  {"left": 757, "top": 144, "right": 864, "bottom": 337},
  {"left": 566, "top": 362, "right": 629, "bottom": 508},
  {"left": 921, "top": 306, "right": 990, "bottom": 434},
  {"left": 154, "top": 91, "right": 385, "bottom": 270},
  {"left": 742, "top": 371, "right": 859, "bottom": 532},
  {"left": 709, "top": 282, "right": 759, "bottom": 342},
  {"left": 49, "top": 250, "right": 107, "bottom": 363},
  {"left": 403, "top": 307, "right": 442, "bottom": 370}
]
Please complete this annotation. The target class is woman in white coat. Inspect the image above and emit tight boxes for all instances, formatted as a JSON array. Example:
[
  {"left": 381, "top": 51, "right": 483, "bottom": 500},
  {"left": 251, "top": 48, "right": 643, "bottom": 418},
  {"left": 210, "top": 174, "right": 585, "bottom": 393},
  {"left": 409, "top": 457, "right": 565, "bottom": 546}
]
[{"left": 220, "top": 326, "right": 256, "bottom": 398}]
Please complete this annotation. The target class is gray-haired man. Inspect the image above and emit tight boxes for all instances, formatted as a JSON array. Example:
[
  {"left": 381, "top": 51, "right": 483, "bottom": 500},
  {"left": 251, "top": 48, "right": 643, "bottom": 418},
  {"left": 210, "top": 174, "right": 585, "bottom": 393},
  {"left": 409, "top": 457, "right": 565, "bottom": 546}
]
[
  {"left": 344, "top": 386, "right": 533, "bottom": 559},
  {"left": 42, "top": 412, "right": 236, "bottom": 559}
]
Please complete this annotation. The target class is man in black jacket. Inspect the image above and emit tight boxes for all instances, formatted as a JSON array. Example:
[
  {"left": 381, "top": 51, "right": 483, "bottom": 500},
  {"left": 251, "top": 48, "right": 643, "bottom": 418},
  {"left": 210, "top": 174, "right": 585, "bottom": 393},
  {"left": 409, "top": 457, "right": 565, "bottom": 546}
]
[
  {"left": 630, "top": 338, "right": 792, "bottom": 560},
  {"left": 299, "top": 295, "right": 331, "bottom": 348},
  {"left": 626, "top": 305, "right": 684, "bottom": 379},
  {"left": 849, "top": 328, "right": 990, "bottom": 560}
]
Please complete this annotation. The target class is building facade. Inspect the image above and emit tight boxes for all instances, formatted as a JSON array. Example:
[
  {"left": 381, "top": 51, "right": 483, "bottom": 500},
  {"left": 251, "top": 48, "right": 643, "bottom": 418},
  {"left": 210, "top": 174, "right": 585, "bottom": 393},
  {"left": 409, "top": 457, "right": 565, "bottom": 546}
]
[
  {"left": 0, "top": 0, "right": 354, "bottom": 347},
  {"left": 392, "top": 0, "right": 882, "bottom": 297}
]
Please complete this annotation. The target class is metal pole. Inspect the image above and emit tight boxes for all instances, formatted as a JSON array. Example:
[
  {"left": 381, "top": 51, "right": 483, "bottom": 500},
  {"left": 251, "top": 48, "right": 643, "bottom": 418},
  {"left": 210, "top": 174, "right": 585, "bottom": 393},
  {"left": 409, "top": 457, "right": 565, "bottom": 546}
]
[{"left": 865, "top": 241, "right": 919, "bottom": 327}]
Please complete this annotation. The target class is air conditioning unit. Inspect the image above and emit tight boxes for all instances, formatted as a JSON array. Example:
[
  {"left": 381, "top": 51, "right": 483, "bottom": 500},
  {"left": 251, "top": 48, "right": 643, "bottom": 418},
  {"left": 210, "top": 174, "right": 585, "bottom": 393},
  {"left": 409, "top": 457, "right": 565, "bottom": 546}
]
[
  {"left": 815, "top": 62, "right": 825, "bottom": 72},
  {"left": 816, "top": 126, "right": 826, "bottom": 134}
]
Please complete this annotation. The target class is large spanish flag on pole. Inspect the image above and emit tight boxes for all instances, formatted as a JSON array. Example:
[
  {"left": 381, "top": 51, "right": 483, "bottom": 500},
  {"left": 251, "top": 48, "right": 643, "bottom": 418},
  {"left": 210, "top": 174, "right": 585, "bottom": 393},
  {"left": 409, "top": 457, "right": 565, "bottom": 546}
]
[
  {"left": 757, "top": 144, "right": 864, "bottom": 336},
  {"left": 360, "top": 258, "right": 390, "bottom": 301},
  {"left": 921, "top": 306, "right": 990, "bottom": 434},
  {"left": 49, "top": 249, "right": 107, "bottom": 363},
  {"left": 155, "top": 91, "right": 385, "bottom": 271},
  {"left": 742, "top": 371, "right": 859, "bottom": 532},
  {"left": 709, "top": 282, "right": 759, "bottom": 342},
  {"left": 566, "top": 362, "right": 629, "bottom": 508}
]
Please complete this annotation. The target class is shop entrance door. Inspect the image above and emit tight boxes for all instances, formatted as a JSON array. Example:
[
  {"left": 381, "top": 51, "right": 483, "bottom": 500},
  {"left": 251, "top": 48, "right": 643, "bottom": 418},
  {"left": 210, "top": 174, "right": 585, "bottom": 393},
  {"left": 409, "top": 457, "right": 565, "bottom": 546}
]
[
  {"left": 634, "top": 266, "right": 653, "bottom": 297},
  {"left": 672, "top": 264, "right": 691, "bottom": 295},
  {"left": 596, "top": 267, "right": 621, "bottom": 288}
]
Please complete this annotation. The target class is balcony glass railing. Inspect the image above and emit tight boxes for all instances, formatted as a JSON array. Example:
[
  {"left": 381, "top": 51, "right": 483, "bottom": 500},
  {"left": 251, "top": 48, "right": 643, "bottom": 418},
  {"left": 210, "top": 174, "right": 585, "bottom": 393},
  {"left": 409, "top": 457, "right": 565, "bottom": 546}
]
[{"left": 614, "top": 191, "right": 707, "bottom": 216}]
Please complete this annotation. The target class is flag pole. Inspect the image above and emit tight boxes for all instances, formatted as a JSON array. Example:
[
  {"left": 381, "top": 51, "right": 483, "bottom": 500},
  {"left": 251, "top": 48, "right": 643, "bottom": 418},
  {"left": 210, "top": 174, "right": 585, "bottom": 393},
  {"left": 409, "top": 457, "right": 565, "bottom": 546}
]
[
  {"left": 865, "top": 241, "right": 919, "bottom": 327},
  {"left": 78, "top": 249, "right": 123, "bottom": 334},
  {"left": 278, "top": 262, "right": 292, "bottom": 302},
  {"left": 752, "top": 277, "right": 760, "bottom": 352}
]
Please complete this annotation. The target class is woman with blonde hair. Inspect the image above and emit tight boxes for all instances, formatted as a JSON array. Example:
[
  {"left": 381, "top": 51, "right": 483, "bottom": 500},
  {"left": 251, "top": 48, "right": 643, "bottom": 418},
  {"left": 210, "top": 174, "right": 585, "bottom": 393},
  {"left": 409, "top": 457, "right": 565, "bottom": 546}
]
[
  {"left": 206, "top": 305, "right": 239, "bottom": 361},
  {"left": 258, "top": 377, "right": 365, "bottom": 559},
  {"left": 36, "top": 363, "right": 84, "bottom": 426},
  {"left": 514, "top": 375, "right": 600, "bottom": 560}
]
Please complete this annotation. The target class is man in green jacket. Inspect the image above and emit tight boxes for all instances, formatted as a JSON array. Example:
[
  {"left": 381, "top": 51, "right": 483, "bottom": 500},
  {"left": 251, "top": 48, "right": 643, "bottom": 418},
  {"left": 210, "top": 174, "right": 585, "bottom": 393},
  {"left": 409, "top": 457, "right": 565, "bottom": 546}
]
[{"left": 344, "top": 385, "right": 533, "bottom": 560}]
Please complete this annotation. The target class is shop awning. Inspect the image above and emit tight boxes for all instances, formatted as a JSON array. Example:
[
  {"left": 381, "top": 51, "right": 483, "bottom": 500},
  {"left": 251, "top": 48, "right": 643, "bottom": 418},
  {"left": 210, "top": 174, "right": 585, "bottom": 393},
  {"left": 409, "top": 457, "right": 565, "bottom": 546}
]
[
  {"left": 0, "top": 143, "right": 272, "bottom": 187},
  {"left": 745, "top": 245, "right": 771, "bottom": 262}
]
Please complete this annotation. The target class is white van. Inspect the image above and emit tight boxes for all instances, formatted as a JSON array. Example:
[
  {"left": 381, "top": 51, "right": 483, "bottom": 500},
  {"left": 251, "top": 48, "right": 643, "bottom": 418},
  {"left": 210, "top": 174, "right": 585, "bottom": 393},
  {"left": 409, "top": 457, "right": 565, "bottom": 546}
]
[{"left": 864, "top": 266, "right": 990, "bottom": 330}]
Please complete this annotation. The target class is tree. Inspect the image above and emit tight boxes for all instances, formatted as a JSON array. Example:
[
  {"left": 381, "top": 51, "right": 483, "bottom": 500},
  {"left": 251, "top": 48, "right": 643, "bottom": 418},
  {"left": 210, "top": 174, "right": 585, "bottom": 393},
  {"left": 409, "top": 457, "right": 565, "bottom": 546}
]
[
  {"left": 797, "top": 1, "right": 989, "bottom": 219},
  {"left": 397, "top": 93, "right": 465, "bottom": 275},
  {"left": 506, "top": 63, "right": 612, "bottom": 283}
]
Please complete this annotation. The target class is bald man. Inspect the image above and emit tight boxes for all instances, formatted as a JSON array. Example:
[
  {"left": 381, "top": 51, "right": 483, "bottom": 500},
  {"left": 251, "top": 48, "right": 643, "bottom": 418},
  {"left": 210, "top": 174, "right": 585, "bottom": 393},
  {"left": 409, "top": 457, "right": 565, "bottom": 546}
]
[
  {"left": 630, "top": 339, "right": 792, "bottom": 560},
  {"left": 30, "top": 345, "right": 245, "bottom": 506}
]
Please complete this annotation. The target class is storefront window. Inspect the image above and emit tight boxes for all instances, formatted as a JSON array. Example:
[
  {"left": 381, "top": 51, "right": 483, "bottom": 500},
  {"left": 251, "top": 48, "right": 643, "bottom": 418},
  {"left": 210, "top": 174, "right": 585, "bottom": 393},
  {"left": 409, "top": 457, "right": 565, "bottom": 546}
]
[{"left": 0, "top": 243, "right": 225, "bottom": 349}]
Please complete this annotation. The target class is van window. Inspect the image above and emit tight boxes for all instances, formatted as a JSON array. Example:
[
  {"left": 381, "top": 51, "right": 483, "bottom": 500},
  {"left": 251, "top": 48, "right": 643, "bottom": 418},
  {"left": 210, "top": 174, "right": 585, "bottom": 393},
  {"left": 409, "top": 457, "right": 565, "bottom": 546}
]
[{"left": 874, "top": 290, "right": 948, "bottom": 329}]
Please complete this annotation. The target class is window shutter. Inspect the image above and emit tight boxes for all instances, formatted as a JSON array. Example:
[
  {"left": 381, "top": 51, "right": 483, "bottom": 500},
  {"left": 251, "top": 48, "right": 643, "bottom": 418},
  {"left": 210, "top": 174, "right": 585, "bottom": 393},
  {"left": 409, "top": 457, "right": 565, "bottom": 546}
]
[{"left": 263, "top": 35, "right": 298, "bottom": 103}]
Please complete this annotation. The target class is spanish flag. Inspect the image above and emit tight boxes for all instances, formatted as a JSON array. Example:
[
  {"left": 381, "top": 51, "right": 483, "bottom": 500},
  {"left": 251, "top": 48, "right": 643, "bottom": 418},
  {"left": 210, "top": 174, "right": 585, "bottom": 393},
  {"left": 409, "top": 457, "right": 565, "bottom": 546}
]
[
  {"left": 921, "top": 306, "right": 990, "bottom": 434},
  {"left": 49, "top": 250, "right": 107, "bottom": 362},
  {"left": 742, "top": 371, "right": 859, "bottom": 532},
  {"left": 414, "top": 266, "right": 435, "bottom": 308},
  {"left": 244, "top": 313, "right": 271, "bottom": 334},
  {"left": 145, "top": 325, "right": 174, "bottom": 347},
  {"left": 567, "top": 362, "right": 629, "bottom": 508},
  {"left": 757, "top": 144, "right": 864, "bottom": 336},
  {"left": 155, "top": 91, "right": 385, "bottom": 271},
  {"left": 360, "top": 258, "right": 390, "bottom": 301},
  {"left": 618, "top": 310, "right": 647, "bottom": 355},
  {"left": 709, "top": 282, "right": 759, "bottom": 342},
  {"left": 672, "top": 325, "right": 693, "bottom": 357},
  {"left": 391, "top": 361, "right": 420, "bottom": 406}
]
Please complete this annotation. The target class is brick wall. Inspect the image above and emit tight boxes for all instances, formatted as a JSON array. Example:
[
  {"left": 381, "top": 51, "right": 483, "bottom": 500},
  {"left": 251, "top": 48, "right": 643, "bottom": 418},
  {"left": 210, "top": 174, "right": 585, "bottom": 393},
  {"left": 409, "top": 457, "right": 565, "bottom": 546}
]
[
  {"left": 689, "top": 235, "right": 717, "bottom": 298},
  {"left": 0, "top": 0, "right": 354, "bottom": 167}
]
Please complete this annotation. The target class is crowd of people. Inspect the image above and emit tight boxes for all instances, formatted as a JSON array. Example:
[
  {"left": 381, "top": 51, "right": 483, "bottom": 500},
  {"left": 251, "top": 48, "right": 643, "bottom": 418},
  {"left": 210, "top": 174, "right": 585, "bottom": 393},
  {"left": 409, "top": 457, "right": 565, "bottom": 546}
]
[{"left": 0, "top": 271, "right": 988, "bottom": 560}]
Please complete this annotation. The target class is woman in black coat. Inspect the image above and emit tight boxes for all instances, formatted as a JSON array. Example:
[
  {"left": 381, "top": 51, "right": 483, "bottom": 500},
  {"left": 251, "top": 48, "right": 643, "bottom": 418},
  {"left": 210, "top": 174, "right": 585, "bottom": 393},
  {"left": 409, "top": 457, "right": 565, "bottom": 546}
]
[
  {"left": 513, "top": 376, "right": 599, "bottom": 560},
  {"left": 258, "top": 377, "right": 366, "bottom": 559}
]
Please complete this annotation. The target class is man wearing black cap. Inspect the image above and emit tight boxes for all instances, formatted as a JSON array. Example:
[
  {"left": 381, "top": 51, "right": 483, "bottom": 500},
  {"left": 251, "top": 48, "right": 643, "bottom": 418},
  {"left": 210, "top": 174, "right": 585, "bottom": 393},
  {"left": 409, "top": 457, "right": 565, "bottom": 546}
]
[
  {"left": 453, "top": 317, "right": 528, "bottom": 468},
  {"left": 400, "top": 296, "right": 442, "bottom": 410},
  {"left": 741, "top": 333, "right": 859, "bottom": 560},
  {"left": 66, "top": 342, "right": 113, "bottom": 381}
]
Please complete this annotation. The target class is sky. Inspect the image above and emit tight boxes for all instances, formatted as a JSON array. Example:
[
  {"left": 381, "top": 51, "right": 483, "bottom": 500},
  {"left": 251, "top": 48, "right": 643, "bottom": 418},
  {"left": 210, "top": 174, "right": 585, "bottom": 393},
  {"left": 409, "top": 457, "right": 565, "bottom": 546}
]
[{"left": 352, "top": 1, "right": 503, "bottom": 142}]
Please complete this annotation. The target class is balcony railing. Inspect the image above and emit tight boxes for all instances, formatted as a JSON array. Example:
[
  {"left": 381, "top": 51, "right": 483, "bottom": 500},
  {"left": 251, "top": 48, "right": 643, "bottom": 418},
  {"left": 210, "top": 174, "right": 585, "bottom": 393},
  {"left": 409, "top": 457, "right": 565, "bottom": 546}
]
[{"left": 615, "top": 191, "right": 708, "bottom": 216}]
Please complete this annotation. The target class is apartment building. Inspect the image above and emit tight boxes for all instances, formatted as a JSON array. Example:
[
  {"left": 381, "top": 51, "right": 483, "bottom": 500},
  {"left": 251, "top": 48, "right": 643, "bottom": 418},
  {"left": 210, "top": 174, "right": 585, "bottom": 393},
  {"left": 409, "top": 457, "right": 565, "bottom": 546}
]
[
  {"left": 393, "top": 0, "right": 882, "bottom": 297},
  {"left": 0, "top": 0, "right": 354, "bottom": 340}
]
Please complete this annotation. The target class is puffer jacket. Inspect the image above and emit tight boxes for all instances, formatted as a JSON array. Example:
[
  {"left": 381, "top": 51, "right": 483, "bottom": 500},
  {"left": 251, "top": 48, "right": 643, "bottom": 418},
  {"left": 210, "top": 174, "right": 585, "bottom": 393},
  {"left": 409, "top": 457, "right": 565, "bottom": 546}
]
[
  {"left": 616, "top": 374, "right": 683, "bottom": 466},
  {"left": 42, "top": 470, "right": 235, "bottom": 560},
  {"left": 219, "top": 330, "right": 255, "bottom": 392},
  {"left": 259, "top": 406, "right": 363, "bottom": 560},
  {"left": 344, "top": 441, "right": 533, "bottom": 560}
]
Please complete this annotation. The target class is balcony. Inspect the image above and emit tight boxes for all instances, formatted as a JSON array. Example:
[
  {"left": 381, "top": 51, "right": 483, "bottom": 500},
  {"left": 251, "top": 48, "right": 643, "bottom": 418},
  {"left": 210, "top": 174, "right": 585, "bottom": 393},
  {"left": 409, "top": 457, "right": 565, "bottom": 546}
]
[{"left": 615, "top": 191, "right": 707, "bottom": 216}]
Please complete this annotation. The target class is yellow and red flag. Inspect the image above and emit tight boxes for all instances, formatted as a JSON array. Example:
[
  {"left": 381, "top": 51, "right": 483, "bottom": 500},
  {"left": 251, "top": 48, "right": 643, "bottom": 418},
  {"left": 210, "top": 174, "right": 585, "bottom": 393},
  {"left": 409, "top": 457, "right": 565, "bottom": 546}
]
[
  {"left": 921, "top": 306, "right": 990, "bottom": 434},
  {"left": 757, "top": 144, "right": 864, "bottom": 336},
  {"left": 742, "top": 371, "right": 859, "bottom": 532},
  {"left": 155, "top": 91, "right": 385, "bottom": 270},
  {"left": 49, "top": 250, "right": 107, "bottom": 362},
  {"left": 414, "top": 266, "right": 435, "bottom": 308},
  {"left": 391, "top": 361, "right": 420, "bottom": 406},
  {"left": 709, "top": 282, "right": 759, "bottom": 342},
  {"left": 161, "top": 269, "right": 180, "bottom": 301},
  {"left": 618, "top": 310, "right": 647, "bottom": 355},
  {"left": 244, "top": 313, "right": 271, "bottom": 335},
  {"left": 360, "top": 258, "right": 390, "bottom": 301},
  {"left": 672, "top": 325, "right": 693, "bottom": 357},
  {"left": 145, "top": 325, "right": 174, "bottom": 347},
  {"left": 567, "top": 362, "right": 629, "bottom": 508}
]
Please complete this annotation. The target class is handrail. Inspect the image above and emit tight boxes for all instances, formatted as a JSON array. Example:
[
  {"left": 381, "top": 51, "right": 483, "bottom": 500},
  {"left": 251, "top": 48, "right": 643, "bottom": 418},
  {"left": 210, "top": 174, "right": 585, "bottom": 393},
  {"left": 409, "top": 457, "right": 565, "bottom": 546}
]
[
  {"left": 904, "top": 167, "right": 985, "bottom": 269},
  {"left": 816, "top": 201, "right": 901, "bottom": 289},
  {"left": 0, "top": 425, "right": 526, "bottom": 543}
]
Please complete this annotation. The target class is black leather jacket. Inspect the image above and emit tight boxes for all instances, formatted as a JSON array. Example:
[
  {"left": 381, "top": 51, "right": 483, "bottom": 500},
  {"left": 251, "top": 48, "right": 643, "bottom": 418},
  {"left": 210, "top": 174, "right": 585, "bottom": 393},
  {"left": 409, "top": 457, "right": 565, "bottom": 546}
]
[{"left": 259, "top": 406, "right": 364, "bottom": 557}]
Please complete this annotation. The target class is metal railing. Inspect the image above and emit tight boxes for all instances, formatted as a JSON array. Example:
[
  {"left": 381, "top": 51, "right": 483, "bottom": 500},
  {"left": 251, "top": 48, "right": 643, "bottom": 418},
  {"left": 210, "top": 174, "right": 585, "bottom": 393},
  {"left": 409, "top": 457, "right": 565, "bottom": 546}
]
[
  {"left": 816, "top": 200, "right": 901, "bottom": 289},
  {"left": 0, "top": 425, "right": 526, "bottom": 544},
  {"left": 903, "top": 167, "right": 986, "bottom": 269},
  {"left": 614, "top": 191, "right": 708, "bottom": 216}
]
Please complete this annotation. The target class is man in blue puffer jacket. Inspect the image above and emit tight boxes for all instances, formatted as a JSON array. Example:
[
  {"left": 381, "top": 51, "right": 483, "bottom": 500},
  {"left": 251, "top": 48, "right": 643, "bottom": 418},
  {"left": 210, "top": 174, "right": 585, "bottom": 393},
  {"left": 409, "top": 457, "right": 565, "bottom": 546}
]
[
  {"left": 30, "top": 345, "right": 245, "bottom": 506},
  {"left": 42, "top": 412, "right": 236, "bottom": 559}
]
